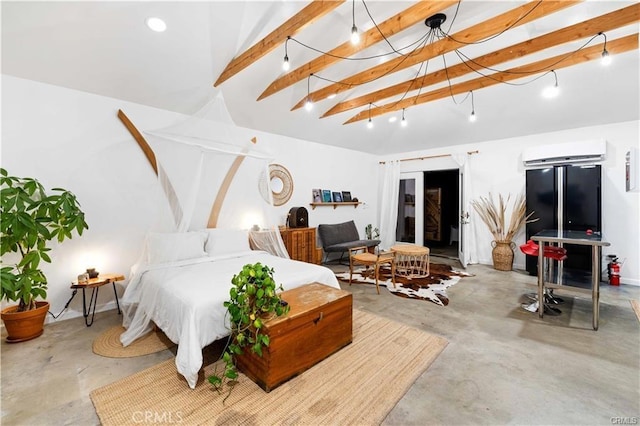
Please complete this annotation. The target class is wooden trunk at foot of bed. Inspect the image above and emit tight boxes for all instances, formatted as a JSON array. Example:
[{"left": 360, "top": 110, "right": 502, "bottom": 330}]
[{"left": 236, "top": 283, "right": 353, "bottom": 392}]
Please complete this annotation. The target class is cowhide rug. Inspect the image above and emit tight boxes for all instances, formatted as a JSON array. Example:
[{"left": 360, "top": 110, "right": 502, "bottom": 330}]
[{"left": 335, "top": 263, "right": 471, "bottom": 306}]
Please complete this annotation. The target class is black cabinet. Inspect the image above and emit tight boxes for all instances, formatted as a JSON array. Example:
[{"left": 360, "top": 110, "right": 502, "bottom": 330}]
[{"left": 525, "top": 165, "right": 601, "bottom": 276}]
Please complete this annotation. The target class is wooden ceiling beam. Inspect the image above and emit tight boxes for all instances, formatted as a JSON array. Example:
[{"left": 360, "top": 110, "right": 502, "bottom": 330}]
[
  {"left": 297, "top": 0, "right": 580, "bottom": 108},
  {"left": 323, "top": 3, "right": 640, "bottom": 118},
  {"left": 214, "top": 0, "right": 344, "bottom": 87},
  {"left": 344, "top": 34, "right": 638, "bottom": 124},
  {"left": 259, "top": 0, "right": 458, "bottom": 101}
]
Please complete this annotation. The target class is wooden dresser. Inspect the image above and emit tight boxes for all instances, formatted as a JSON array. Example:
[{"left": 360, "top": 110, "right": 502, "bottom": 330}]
[{"left": 279, "top": 227, "right": 319, "bottom": 264}]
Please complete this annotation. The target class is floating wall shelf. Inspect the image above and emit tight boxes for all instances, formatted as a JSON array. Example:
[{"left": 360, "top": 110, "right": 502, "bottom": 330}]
[{"left": 310, "top": 202, "right": 362, "bottom": 210}]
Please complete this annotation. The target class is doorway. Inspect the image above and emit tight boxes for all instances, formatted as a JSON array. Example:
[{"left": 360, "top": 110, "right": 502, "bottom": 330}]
[
  {"left": 397, "top": 172, "right": 424, "bottom": 246},
  {"left": 424, "top": 169, "right": 459, "bottom": 259}
]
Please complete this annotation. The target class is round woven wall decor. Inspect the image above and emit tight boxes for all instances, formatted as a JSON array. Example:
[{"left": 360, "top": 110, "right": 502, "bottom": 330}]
[{"left": 269, "top": 164, "right": 293, "bottom": 206}]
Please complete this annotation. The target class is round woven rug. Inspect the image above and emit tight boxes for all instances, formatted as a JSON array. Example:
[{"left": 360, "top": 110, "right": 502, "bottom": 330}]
[{"left": 92, "top": 326, "right": 175, "bottom": 358}]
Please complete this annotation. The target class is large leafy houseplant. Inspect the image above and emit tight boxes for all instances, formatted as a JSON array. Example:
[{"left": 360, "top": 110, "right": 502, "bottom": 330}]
[
  {"left": 0, "top": 168, "right": 89, "bottom": 312},
  {"left": 209, "top": 262, "right": 289, "bottom": 397}
]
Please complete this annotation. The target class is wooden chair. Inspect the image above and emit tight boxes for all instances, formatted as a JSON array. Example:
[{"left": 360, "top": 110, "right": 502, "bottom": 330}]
[{"left": 348, "top": 246, "right": 396, "bottom": 294}]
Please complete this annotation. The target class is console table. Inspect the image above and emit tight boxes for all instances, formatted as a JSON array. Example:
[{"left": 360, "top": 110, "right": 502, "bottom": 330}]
[{"left": 531, "top": 230, "right": 610, "bottom": 330}]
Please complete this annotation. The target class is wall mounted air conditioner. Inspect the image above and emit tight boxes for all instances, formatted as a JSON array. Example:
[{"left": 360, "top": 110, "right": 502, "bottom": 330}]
[{"left": 522, "top": 140, "right": 606, "bottom": 168}]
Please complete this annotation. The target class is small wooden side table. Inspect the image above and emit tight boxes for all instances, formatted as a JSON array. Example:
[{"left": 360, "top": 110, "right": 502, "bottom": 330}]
[
  {"left": 70, "top": 274, "right": 125, "bottom": 326},
  {"left": 391, "top": 245, "right": 430, "bottom": 279}
]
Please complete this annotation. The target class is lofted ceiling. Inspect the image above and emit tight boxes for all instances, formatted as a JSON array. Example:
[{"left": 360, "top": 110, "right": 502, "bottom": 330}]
[{"left": 2, "top": 1, "right": 639, "bottom": 155}]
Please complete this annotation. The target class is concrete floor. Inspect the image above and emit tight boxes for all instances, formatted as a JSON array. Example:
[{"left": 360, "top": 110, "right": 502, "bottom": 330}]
[{"left": 2, "top": 262, "right": 639, "bottom": 425}]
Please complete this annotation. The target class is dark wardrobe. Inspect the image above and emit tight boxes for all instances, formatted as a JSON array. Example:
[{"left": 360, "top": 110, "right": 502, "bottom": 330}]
[{"left": 525, "top": 165, "right": 602, "bottom": 277}]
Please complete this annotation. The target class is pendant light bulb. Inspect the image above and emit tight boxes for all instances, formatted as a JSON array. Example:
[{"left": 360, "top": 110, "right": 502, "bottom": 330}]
[
  {"left": 599, "top": 32, "right": 612, "bottom": 67},
  {"left": 542, "top": 70, "right": 560, "bottom": 99},
  {"left": 468, "top": 92, "right": 477, "bottom": 122},
  {"left": 282, "top": 54, "right": 290, "bottom": 71},
  {"left": 304, "top": 73, "right": 313, "bottom": 111},
  {"left": 367, "top": 118, "right": 373, "bottom": 129},
  {"left": 542, "top": 83, "right": 559, "bottom": 99},
  {"left": 401, "top": 109, "right": 408, "bottom": 127},
  {"left": 351, "top": 25, "right": 360, "bottom": 45}
]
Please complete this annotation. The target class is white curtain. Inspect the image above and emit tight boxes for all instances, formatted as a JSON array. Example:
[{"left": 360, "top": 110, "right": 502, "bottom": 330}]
[
  {"left": 378, "top": 160, "right": 400, "bottom": 250},
  {"left": 451, "top": 153, "right": 478, "bottom": 265}
]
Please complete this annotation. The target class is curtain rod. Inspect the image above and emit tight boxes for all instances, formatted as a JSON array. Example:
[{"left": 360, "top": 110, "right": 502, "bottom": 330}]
[{"left": 379, "top": 150, "right": 479, "bottom": 164}]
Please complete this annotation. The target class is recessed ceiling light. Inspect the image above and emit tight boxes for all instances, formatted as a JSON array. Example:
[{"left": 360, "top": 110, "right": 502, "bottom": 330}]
[
  {"left": 388, "top": 116, "right": 397, "bottom": 123},
  {"left": 146, "top": 17, "right": 167, "bottom": 32}
]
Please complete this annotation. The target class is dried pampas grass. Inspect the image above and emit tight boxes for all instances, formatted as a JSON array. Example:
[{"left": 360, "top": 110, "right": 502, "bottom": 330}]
[{"left": 471, "top": 193, "right": 537, "bottom": 242}]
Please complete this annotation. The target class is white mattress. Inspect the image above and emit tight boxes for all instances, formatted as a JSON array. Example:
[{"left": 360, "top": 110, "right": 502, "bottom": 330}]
[{"left": 120, "top": 251, "right": 339, "bottom": 388}]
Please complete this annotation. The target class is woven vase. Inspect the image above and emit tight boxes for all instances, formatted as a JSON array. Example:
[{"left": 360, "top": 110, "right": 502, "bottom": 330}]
[{"left": 491, "top": 240, "right": 515, "bottom": 271}]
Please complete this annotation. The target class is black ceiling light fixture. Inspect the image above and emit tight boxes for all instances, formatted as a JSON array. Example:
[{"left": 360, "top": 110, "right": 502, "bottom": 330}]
[{"left": 424, "top": 13, "right": 446, "bottom": 30}]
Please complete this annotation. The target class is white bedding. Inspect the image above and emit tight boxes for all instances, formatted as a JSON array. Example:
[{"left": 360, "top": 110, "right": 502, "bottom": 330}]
[{"left": 120, "top": 250, "right": 339, "bottom": 388}]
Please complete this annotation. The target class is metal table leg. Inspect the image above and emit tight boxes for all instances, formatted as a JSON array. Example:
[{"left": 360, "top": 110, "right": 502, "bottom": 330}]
[
  {"left": 592, "top": 245, "right": 600, "bottom": 330},
  {"left": 538, "top": 242, "right": 545, "bottom": 318},
  {"left": 112, "top": 282, "right": 121, "bottom": 314},
  {"left": 81, "top": 287, "right": 100, "bottom": 327}
]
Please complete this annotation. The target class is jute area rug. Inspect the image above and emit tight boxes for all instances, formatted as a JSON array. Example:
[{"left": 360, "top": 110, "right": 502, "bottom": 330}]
[
  {"left": 90, "top": 309, "right": 447, "bottom": 425},
  {"left": 92, "top": 326, "right": 175, "bottom": 358},
  {"left": 336, "top": 263, "right": 471, "bottom": 306},
  {"left": 631, "top": 300, "right": 640, "bottom": 323}
]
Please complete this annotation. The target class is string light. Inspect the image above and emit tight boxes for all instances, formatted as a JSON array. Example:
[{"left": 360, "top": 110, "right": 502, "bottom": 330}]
[
  {"left": 305, "top": 74, "right": 314, "bottom": 111},
  {"left": 275, "top": 4, "right": 620, "bottom": 127},
  {"left": 599, "top": 32, "right": 612, "bottom": 66},
  {"left": 350, "top": 0, "right": 360, "bottom": 45},
  {"left": 282, "top": 36, "right": 290, "bottom": 71},
  {"left": 542, "top": 70, "right": 560, "bottom": 99},
  {"left": 469, "top": 91, "right": 477, "bottom": 122}
]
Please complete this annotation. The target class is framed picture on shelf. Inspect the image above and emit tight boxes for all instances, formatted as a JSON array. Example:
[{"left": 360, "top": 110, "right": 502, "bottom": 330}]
[
  {"left": 332, "top": 191, "right": 343, "bottom": 202},
  {"left": 312, "top": 188, "right": 322, "bottom": 203},
  {"left": 341, "top": 191, "right": 352, "bottom": 202},
  {"left": 321, "top": 189, "right": 332, "bottom": 203}
]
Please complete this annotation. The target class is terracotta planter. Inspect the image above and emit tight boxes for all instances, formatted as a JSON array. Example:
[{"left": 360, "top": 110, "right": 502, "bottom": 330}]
[
  {"left": 1, "top": 301, "right": 49, "bottom": 343},
  {"left": 491, "top": 241, "right": 515, "bottom": 271}
]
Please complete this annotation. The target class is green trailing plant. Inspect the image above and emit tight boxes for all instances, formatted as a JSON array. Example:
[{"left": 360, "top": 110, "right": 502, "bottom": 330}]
[
  {"left": 0, "top": 168, "right": 88, "bottom": 311},
  {"left": 471, "top": 192, "right": 536, "bottom": 242},
  {"left": 208, "top": 262, "right": 289, "bottom": 396},
  {"left": 365, "top": 224, "right": 380, "bottom": 240}
]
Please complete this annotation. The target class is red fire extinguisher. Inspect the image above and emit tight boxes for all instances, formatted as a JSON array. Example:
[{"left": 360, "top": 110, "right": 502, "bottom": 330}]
[{"left": 609, "top": 257, "right": 621, "bottom": 286}]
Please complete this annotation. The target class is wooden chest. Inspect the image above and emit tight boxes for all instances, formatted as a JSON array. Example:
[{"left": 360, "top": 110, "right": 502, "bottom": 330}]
[{"left": 236, "top": 283, "right": 352, "bottom": 392}]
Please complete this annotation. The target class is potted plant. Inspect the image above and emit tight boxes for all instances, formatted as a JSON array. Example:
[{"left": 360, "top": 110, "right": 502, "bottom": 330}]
[
  {"left": 471, "top": 192, "right": 536, "bottom": 271},
  {"left": 209, "top": 262, "right": 289, "bottom": 398},
  {"left": 0, "top": 168, "right": 88, "bottom": 342},
  {"left": 364, "top": 224, "right": 380, "bottom": 240}
]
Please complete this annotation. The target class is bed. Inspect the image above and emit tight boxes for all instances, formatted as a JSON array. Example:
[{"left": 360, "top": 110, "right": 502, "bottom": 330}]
[{"left": 119, "top": 229, "right": 340, "bottom": 389}]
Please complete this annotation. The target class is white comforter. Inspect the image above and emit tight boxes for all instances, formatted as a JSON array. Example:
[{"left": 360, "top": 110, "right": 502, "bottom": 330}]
[{"left": 120, "top": 251, "right": 339, "bottom": 388}]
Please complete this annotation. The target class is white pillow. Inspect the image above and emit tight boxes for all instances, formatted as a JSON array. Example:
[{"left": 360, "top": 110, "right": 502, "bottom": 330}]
[
  {"left": 203, "top": 228, "right": 251, "bottom": 257},
  {"left": 146, "top": 232, "right": 208, "bottom": 264}
]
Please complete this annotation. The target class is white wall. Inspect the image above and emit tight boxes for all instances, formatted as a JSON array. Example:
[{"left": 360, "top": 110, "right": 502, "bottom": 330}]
[
  {"left": 378, "top": 120, "right": 640, "bottom": 286},
  {"left": 1, "top": 75, "right": 378, "bottom": 322}
]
